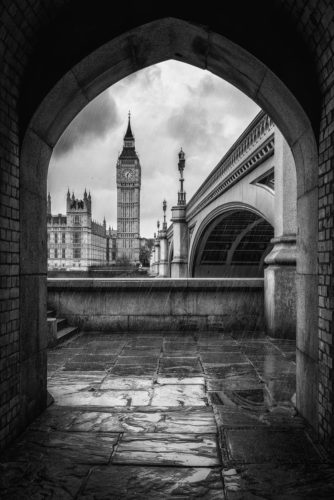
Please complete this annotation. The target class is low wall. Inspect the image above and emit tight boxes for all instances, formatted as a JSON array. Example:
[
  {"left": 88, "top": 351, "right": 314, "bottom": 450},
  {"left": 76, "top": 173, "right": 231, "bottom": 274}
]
[{"left": 47, "top": 278, "right": 264, "bottom": 332}]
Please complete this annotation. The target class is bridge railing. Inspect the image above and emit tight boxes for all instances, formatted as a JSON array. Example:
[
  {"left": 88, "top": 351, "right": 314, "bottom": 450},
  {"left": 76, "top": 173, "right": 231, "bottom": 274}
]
[{"left": 186, "top": 110, "right": 274, "bottom": 219}]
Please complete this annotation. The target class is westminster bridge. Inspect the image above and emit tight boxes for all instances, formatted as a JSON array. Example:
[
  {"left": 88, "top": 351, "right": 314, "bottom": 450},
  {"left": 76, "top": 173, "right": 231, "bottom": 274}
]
[{"left": 148, "top": 111, "right": 297, "bottom": 338}]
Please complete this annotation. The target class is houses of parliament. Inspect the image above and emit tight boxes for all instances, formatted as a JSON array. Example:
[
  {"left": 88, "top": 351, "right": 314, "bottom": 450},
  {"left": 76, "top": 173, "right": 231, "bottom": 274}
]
[{"left": 47, "top": 115, "right": 143, "bottom": 270}]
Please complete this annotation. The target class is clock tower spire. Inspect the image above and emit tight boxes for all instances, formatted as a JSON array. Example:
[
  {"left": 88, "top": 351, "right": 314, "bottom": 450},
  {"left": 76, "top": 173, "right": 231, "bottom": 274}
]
[{"left": 116, "top": 112, "right": 141, "bottom": 264}]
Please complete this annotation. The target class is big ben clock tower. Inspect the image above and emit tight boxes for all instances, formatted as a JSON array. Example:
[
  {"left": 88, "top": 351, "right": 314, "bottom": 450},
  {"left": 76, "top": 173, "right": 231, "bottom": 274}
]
[{"left": 116, "top": 113, "right": 141, "bottom": 263}]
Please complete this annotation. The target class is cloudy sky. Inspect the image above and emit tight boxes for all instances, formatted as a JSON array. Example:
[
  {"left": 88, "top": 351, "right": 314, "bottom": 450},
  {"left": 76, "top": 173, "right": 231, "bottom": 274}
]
[{"left": 48, "top": 60, "right": 260, "bottom": 237}]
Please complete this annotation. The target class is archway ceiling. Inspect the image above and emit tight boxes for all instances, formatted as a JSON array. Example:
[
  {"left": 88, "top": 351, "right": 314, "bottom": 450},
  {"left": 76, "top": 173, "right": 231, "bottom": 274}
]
[{"left": 20, "top": 1, "right": 320, "bottom": 139}]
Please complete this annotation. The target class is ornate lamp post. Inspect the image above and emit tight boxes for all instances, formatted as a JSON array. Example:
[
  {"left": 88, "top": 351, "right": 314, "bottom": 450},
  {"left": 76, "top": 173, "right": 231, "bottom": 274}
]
[
  {"left": 171, "top": 148, "right": 188, "bottom": 278},
  {"left": 177, "top": 148, "right": 186, "bottom": 205}
]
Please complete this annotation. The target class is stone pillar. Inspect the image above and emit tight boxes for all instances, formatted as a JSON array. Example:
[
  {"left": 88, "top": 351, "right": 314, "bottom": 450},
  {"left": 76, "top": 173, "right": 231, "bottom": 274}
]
[
  {"left": 149, "top": 247, "right": 155, "bottom": 276},
  {"left": 159, "top": 231, "right": 168, "bottom": 277},
  {"left": 264, "top": 128, "right": 297, "bottom": 338},
  {"left": 153, "top": 235, "right": 160, "bottom": 277},
  {"left": 171, "top": 204, "right": 188, "bottom": 278}
]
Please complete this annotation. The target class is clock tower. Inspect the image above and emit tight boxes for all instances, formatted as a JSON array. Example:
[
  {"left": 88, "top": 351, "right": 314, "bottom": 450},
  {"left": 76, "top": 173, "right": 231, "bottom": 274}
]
[{"left": 116, "top": 113, "right": 141, "bottom": 263}]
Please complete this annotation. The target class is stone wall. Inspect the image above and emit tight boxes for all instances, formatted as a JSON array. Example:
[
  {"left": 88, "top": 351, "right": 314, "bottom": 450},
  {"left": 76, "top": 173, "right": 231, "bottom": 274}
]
[{"left": 47, "top": 279, "right": 265, "bottom": 332}]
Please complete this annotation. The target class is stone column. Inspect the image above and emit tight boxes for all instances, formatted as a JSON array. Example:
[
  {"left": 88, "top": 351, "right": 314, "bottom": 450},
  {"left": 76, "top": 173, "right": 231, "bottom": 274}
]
[
  {"left": 149, "top": 246, "right": 155, "bottom": 276},
  {"left": 171, "top": 204, "right": 188, "bottom": 278},
  {"left": 153, "top": 233, "right": 160, "bottom": 277},
  {"left": 264, "top": 128, "right": 297, "bottom": 338}
]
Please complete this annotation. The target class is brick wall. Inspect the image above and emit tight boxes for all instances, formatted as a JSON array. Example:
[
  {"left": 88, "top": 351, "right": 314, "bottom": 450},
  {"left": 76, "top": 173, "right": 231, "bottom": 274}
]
[
  {"left": 276, "top": 0, "right": 334, "bottom": 449},
  {"left": 0, "top": 0, "right": 334, "bottom": 450}
]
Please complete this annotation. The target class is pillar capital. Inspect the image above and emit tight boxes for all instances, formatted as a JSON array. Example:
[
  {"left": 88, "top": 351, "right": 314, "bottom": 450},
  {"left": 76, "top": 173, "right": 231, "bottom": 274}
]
[
  {"left": 265, "top": 235, "right": 296, "bottom": 266},
  {"left": 171, "top": 204, "right": 186, "bottom": 222}
]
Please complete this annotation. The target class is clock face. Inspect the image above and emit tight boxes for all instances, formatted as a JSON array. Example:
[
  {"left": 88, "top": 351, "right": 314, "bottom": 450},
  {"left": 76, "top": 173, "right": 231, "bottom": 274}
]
[{"left": 122, "top": 169, "right": 135, "bottom": 180}]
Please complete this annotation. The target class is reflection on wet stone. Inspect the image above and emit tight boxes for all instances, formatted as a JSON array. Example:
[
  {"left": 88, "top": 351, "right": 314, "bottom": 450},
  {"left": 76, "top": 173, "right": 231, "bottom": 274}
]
[
  {"left": 81, "top": 466, "right": 225, "bottom": 499},
  {"left": 113, "top": 433, "right": 220, "bottom": 466},
  {"left": 1, "top": 331, "right": 334, "bottom": 499}
]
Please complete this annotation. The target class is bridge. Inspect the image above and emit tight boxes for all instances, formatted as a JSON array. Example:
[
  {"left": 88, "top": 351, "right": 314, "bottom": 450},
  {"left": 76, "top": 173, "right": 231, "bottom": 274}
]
[{"left": 150, "top": 111, "right": 297, "bottom": 337}]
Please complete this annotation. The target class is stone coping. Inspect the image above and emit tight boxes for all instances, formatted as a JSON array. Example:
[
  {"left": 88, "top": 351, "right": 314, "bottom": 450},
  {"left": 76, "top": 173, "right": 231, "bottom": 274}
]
[{"left": 47, "top": 278, "right": 264, "bottom": 290}]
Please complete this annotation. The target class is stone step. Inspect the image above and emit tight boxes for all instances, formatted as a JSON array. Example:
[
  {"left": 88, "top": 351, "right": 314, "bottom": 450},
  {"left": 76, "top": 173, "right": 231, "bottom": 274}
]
[
  {"left": 56, "top": 318, "right": 67, "bottom": 331},
  {"left": 56, "top": 326, "right": 78, "bottom": 343}
]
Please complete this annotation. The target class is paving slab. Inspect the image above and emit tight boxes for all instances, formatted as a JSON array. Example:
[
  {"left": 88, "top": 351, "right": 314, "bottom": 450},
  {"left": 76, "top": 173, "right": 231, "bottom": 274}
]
[
  {"left": 157, "top": 376, "right": 205, "bottom": 385},
  {"left": 48, "top": 371, "right": 106, "bottom": 401},
  {"left": 216, "top": 407, "right": 270, "bottom": 428},
  {"left": 126, "top": 338, "right": 163, "bottom": 347},
  {"left": 151, "top": 384, "right": 207, "bottom": 407},
  {"left": 163, "top": 342, "right": 198, "bottom": 353},
  {"left": 1, "top": 430, "right": 118, "bottom": 465},
  {"left": 207, "top": 376, "right": 263, "bottom": 391},
  {"left": 81, "top": 465, "right": 224, "bottom": 499},
  {"left": 223, "top": 463, "right": 334, "bottom": 500},
  {"left": 63, "top": 361, "right": 114, "bottom": 371},
  {"left": 120, "top": 347, "right": 162, "bottom": 356},
  {"left": 0, "top": 459, "right": 89, "bottom": 500},
  {"left": 113, "top": 433, "right": 220, "bottom": 466},
  {"left": 100, "top": 376, "right": 152, "bottom": 390},
  {"left": 203, "top": 363, "right": 255, "bottom": 379},
  {"left": 159, "top": 357, "right": 202, "bottom": 376},
  {"left": 224, "top": 428, "right": 322, "bottom": 464},
  {"left": 109, "top": 365, "right": 157, "bottom": 376},
  {"left": 52, "top": 389, "right": 151, "bottom": 407},
  {"left": 116, "top": 356, "right": 158, "bottom": 365},
  {"left": 201, "top": 352, "right": 247, "bottom": 364},
  {"left": 199, "top": 344, "right": 241, "bottom": 352}
]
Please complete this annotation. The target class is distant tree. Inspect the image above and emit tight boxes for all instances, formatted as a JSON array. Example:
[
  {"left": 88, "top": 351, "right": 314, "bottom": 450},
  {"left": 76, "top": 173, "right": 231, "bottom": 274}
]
[
  {"left": 116, "top": 254, "right": 131, "bottom": 267},
  {"left": 139, "top": 240, "right": 153, "bottom": 266},
  {"left": 139, "top": 246, "right": 151, "bottom": 267}
]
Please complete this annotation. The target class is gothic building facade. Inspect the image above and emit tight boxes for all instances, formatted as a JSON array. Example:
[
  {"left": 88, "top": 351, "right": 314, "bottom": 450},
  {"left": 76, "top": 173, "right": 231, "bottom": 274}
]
[
  {"left": 47, "top": 115, "right": 142, "bottom": 270},
  {"left": 47, "top": 190, "right": 117, "bottom": 270}
]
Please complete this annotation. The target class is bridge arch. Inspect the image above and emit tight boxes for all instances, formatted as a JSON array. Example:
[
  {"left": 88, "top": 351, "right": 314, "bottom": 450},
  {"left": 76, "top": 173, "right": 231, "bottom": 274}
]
[
  {"left": 189, "top": 203, "right": 274, "bottom": 278},
  {"left": 19, "top": 16, "right": 318, "bottom": 434}
]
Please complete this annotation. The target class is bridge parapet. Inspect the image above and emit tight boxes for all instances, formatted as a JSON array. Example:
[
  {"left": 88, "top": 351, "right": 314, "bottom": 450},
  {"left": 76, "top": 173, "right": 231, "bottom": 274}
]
[{"left": 186, "top": 111, "right": 274, "bottom": 220}]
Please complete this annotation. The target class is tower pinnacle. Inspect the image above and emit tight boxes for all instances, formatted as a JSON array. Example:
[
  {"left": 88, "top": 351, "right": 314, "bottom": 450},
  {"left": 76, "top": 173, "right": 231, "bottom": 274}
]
[{"left": 124, "top": 111, "right": 134, "bottom": 141}]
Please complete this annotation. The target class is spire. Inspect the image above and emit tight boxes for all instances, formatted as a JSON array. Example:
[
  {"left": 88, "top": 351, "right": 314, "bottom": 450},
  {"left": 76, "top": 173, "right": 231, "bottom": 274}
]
[
  {"left": 47, "top": 192, "right": 51, "bottom": 216},
  {"left": 124, "top": 111, "right": 134, "bottom": 140},
  {"left": 162, "top": 199, "right": 167, "bottom": 230}
]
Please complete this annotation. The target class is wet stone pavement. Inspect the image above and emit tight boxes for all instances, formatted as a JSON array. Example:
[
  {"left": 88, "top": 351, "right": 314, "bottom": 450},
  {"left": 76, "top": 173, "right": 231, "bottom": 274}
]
[{"left": 1, "top": 331, "right": 334, "bottom": 499}]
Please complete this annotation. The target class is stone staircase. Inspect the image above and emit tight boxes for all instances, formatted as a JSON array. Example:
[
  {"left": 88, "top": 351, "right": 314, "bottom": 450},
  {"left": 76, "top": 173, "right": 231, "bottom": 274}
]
[{"left": 47, "top": 308, "right": 78, "bottom": 347}]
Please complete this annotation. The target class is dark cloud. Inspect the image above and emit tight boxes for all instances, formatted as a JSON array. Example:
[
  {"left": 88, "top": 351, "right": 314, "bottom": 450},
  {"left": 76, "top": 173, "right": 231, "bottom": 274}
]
[
  {"left": 165, "top": 101, "right": 224, "bottom": 152},
  {"left": 53, "top": 92, "right": 121, "bottom": 157},
  {"left": 187, "top": 74, "right": 217, "bottom": 97}
]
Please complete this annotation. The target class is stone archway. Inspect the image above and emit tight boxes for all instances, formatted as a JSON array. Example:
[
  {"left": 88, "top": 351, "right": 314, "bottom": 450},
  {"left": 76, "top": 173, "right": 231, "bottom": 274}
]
[{"left": 20, "top": 18, "right": 318, "bottom": 435}]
